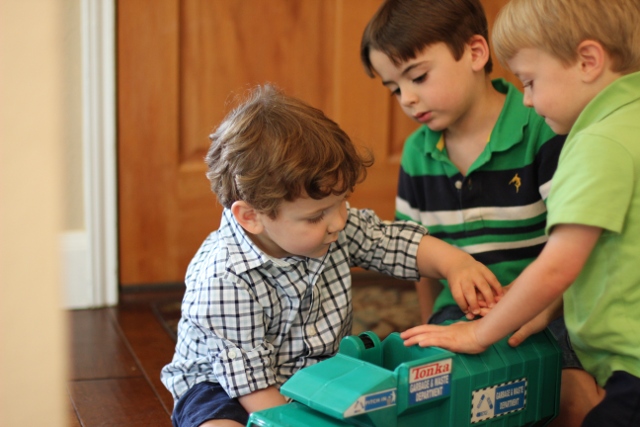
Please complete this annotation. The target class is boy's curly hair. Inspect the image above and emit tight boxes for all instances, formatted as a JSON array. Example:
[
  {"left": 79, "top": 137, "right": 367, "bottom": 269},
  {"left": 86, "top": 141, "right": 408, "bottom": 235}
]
[
  {"left": 206, "top": 85, "right": 374, "bottom": 218},
  {"left": 360, "top": 0, "right": 492, "bottom": 77}
]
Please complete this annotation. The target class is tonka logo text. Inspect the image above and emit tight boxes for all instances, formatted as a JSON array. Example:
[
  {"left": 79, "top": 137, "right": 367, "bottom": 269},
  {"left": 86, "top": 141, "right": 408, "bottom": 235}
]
[{"left": 410, "top": 359, "right": 452, "bottom": 382}]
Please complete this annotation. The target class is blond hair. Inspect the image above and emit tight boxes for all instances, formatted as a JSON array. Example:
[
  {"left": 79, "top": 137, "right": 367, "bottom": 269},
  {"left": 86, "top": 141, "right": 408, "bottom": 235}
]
[
  {"left": 492, "top": 0, "right": 640, "bottom": 73},
  {"left": 206, "top": 85, "right": 373, "bottom": 218}
]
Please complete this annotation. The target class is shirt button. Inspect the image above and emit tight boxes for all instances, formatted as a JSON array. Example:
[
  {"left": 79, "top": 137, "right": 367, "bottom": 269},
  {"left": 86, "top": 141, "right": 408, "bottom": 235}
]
[
  {"left": 228, "top": 350, "right": 237, "bottom": 359},
  {"left": 454, "top": 180, "right": 463, "bottom": 190},
  {"left": 306, "top": 325, "right": 317, "bottom": 336}
]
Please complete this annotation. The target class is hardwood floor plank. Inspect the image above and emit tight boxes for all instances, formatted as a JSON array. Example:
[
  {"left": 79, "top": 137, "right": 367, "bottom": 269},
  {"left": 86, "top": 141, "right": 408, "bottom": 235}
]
[
  {"left": 68, "top": 309, "right": 141, "bottom": 380},
  {"left": 67, "top": 396, "right": 82, "bottom": 427},
  {"left": 113, "top": 303, "right": 178, "bottom": 415},
  {"left": 69, "top": 377, "right": 172, "bottom": 426}
]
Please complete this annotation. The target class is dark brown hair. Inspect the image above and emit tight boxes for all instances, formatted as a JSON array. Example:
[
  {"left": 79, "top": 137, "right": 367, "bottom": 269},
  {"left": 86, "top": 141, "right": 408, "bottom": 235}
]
[
  {"left": 206, "top": 84, "right": 374, "bottom": 218},
  {"left": 361, "top": 0, "right": 492, "bottom": 77}
]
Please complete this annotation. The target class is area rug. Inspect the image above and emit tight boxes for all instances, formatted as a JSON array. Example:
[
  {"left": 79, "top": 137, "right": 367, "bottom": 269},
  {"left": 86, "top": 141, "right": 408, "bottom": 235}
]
[{"left": 152, "top": 272, "right": 423, "bottom": 342}]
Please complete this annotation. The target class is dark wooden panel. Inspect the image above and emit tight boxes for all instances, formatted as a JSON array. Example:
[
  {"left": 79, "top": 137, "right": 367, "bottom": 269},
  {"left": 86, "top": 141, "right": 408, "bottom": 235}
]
[
  {"left": 117, "top": 0, "right": 181, "bottom": 285},
  {"left": 69, "top": 377, "right": 172, "bottom": 427},
  {"left": 68, "top": 309, "right": 141, "bottom": 380},
  {"left": 117, "top": 0, "right": 406, "bottom": 286}
]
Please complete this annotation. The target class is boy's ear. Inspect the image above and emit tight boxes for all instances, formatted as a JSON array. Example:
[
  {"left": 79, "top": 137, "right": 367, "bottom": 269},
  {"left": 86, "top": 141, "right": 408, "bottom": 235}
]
[
  {"left": 576, "top": 40, "right": 606, "bottom": 83},
  {"left": 231, "top": 201, "right": 264, "bottom": 234},
  {"left": 468, "top": 34, "right": 490, "bottom": 72}
]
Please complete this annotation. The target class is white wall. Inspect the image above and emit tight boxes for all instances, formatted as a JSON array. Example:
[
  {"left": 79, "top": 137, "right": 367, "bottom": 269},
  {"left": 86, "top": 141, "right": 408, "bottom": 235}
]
[{"left": 0, "top": 0, "right": 70, "bottom": 424}]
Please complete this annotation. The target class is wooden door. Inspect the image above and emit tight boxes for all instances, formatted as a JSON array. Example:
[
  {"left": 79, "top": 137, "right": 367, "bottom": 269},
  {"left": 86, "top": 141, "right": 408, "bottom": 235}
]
[{"left": 117, "top": 0, "right": 513, "bottom": 286}]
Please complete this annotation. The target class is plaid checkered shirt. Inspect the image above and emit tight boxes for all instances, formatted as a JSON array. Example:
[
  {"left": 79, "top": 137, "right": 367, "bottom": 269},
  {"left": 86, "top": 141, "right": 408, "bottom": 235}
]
[{"left": 161, "top": 206, "right": 427, "bottom": 402}]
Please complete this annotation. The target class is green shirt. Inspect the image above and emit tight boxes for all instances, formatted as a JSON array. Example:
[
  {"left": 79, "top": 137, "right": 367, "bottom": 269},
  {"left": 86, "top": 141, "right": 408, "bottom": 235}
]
[
  {"left": 397, "top": 79, "right": 563, "bottom": 312},
  {"left": 547, "top": 71, "right": 640, "bottom": 386}
]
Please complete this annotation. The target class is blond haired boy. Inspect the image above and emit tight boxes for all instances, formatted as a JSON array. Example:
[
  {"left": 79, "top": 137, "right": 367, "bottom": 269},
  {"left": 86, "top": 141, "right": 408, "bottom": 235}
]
[
  {"left": 401, "top": 1, "right": 640, "bottom": 425},
  {"left": 161, "top": 85, "right": 499, "bottom": 427}
]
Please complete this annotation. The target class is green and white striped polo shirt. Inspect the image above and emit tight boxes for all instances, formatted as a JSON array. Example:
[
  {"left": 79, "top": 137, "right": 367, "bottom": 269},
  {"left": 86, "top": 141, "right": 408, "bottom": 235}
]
[{"left": 396, "top": 79, "right": 564, "bottom": 312}]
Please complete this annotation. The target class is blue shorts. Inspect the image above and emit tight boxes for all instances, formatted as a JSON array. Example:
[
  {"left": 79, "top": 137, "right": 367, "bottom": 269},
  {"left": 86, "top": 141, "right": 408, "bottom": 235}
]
[
  {"left": 582, "top": 371, "right": 640, "bottom": 427},
  {"left": 172, "top": 382, "right": 248, "bottom": 427},
  {"left": 428, "top": 305, "right": 583, "bottom": 369}
]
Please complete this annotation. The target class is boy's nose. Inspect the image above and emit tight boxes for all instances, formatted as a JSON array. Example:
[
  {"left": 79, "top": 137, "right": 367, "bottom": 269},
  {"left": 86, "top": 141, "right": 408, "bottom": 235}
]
[
  {"left": 400, "top": 89, "right": 418, "bottom": 107},
  {"left": 327, "top": 206, "right": 347, "bottom": 234},
  {"left": 522, "top": 91, "right": 533, "bottom": 108}
]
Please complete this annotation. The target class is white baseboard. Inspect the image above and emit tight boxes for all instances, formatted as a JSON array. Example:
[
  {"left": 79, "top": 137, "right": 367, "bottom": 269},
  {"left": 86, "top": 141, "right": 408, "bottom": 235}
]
[{"left": 60, "top": 231, "right": 93, "bottom": 309}]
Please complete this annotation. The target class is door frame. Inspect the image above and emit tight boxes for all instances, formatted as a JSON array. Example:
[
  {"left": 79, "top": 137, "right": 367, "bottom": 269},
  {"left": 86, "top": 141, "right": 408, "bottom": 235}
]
[{"left": 78, "top": 0, "right": 118, "bottom": 307}]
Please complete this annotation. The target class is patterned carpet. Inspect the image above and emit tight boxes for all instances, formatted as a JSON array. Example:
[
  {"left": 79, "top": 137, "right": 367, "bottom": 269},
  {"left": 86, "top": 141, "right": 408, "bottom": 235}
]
[{"left": 152, "top": 272, "right": 423, "bottom": 342}]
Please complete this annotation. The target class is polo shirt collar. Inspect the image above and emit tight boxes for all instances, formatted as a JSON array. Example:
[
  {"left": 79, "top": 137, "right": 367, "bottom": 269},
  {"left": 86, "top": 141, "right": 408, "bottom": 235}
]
[
  {"left": 569, "top": 71, "right": 640, "bottom": 139},
  {"left": 422, "top": 79, "right": 532, "bottom": 165},
  {"left": 486, "top": 79, "right": 530, "bottom": 153}
]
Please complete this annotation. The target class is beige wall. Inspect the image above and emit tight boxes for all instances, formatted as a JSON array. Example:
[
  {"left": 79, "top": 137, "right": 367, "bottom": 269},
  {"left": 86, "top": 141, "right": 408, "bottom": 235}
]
[
  {"left": 0, "top": 0, "right": 79, "bottom": 424},
  {"left": 62, "top": 0, "right": 85, "bottom": 230}
]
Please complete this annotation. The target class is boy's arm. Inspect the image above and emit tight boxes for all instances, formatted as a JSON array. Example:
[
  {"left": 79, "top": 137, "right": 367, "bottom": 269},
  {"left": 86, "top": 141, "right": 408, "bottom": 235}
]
[
  {"left": 415, "top": 235, "right": 502, "bottom": 316},
  {"left": 403, "top": 224, "right": 601, "bottom": 352},
  {"left": 415, "top": 277, "right": 443, "bottom": 323},
  {"left": 238, "top": 386, "right": 287, "bottom": 414}
]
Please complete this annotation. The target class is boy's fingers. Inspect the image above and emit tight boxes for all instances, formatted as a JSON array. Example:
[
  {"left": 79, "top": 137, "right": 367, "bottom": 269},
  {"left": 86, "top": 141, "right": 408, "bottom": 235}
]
[
  {"left": 402, "top": 322, "right": 486, "bottom": 354},
  {"left": 400, "top": 325, "right": 439, "bottom": 346},
  {"left": 472, "top": 279, "right": 496, "bottom": 309},
  {"left": 402, "top": 326, "right": 450, "bottom": 348},
  {"left": 462, "top": 282, "right": 481, "bottom": 314},
  {"left": 487, "top": 272, "right": 503, "bottom": 295},
  {"left": 476, "top": 266, "right": 502, "bottom": 296},
  {"left": 476, "top": 307, "right": 492, "bottom": 317},
  {"left": 508, "top": 332, "right": 524, "bottom": 347},
  {"left": 508, "top": 325, "right": 535, "bottom": 347},
  {"left": 508, "top": 313, "right": 549, "bottom": 347},
  {"left": 450, "top": 286, "right": 469, "bottom": 314}
]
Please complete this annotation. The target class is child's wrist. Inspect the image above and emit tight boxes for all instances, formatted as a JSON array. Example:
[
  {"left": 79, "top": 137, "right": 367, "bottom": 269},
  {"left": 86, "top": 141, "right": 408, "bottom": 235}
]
[{"left": 473, "top": 319, "right": 492, "bottom": 349}]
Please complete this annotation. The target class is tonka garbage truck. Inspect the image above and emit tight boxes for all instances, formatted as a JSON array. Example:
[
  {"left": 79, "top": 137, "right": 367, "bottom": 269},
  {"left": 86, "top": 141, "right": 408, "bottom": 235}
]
[{"left": 247, "top": 324, "right": 561, "bottom": 427}]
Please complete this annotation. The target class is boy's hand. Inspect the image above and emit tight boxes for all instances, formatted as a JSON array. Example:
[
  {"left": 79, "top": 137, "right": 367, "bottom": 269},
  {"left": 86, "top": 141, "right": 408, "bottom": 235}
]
[
  {"left": 507, "top": 296, "right": 562, "bottom": 347},
  {"left": 400, "top": 321, "right": 488, "bottom": 354},
  {"left": 466, "top": 283, "right": 513, "bottom": 319},
  {"left": 415, "top": 236, "right": 502, "bottom": 317},
  {"left": 447, "top": 259, "right": 502, "bottom": 318}
]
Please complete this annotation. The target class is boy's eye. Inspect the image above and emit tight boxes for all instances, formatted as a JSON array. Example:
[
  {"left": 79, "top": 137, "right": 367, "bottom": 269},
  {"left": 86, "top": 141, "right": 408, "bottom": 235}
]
[
  {"left": 390, "top": 87, "right": 401, "bottom": 97},
  {"left": 523, "top": 80, "right": 533, "bottom": 89},
  {"left": 412, "top": 73, "right": 427, "bottom": 84},
  {"left": 308, "top": 213, "right": 325, "bottom": 224}
]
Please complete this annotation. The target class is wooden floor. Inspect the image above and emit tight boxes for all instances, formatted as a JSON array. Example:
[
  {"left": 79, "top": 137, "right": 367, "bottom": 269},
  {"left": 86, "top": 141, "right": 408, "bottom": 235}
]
[
  {"left": 66, "top": 272, "right": 408, "bottom": 426},
  {"left": 67, "top": 286, "right": 184, "bottom": 427}
]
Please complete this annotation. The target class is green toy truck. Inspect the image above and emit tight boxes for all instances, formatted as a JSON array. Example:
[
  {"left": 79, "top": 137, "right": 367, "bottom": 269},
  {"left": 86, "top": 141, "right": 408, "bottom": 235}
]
[{"left": 247, "top": 324, "right": 561, "bottom": 427}]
